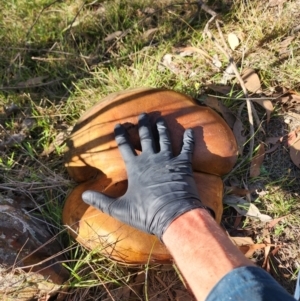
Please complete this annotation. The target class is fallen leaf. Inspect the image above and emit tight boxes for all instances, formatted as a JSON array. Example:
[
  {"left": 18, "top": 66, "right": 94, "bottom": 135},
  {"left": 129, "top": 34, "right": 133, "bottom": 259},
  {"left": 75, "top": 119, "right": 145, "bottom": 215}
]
[
  {"left": 241, "top": 244, "right": 273, "bottom": 258},
  {"left": 286, "top": 112, "right": 300, "bottom": 120},
  {"left": 176, "top": 46, "right": 212, "bottom": 60},
  {"left": 223, "top": 195, "right": 272, "bottom": 222},
  {"left": 278, "top": 95, "right": 291, "bottom": 105},
  {"left": 255, "top": 187, "right": 268, "bottom": 196},
  {"left": 277, "top": 92, "right": 300, "bottom": 111},
  {"left": 271, "top": 246, "right": 281, "bottom": 256},
  {"left": 143, "top": 7, "right": 155, "bottom": 14},
  {"left": 202, "top": 96, "right": 235, "bottom": 128},
  {"left": 228, "top": 228, "right": 255, "bottom": 237},
  {"left": 22, "top": 118, "right": 36, "bottom": 131},
  {"left": 228, "top": 33, "right": 240, "bottom": 50},
  {"left": 104, "top": 31, "right": 123, "bottom": 42},
  {"left": 233, "top": 118, "right": 246, "bottom": 155},
  {"left": 4, "top": 104, "right": 19, "bottom": 116},
  {"left": 225, "top": 186, "right": 250, "bottom": 196},
  {"left": 266, "top": 142, "right": 281, "bottom": 154},
  {"left": 288, "top": 127, "right": 300, "bottom": 168},
  {"left": 241, "top": 68, "right": 262, "bottom": 94},
  {"left": 38, "top": 293, "right": 51, "bottom": 301},
  {"left": 234, "top": 214, "right": 242, "bottom": 228},
  {"left": 262, "top": 227, "right": 271, "bottom": 271},
  {"left": 176, "top": 47, "right": 196, "bottom": 57},
  {"left": 250, "top": 143, "right": 265, "bottom": 177},
  {"left": 142, "top": 28, "right": 158, "bottom": 40},
  {"left": 252, "top": 99, "right": 274, "bottom": 123},
  {"left": 160, "top": 54, "right": 180, "bottom": 74},
  {"left": 222, "top": 63, "right": 235, "bottom": 84},
  {"left": 62, "top": 20, "right": 81, "bottom": 32},
  {"left": 41, "top": 128, "right": 72, "bottom": 156},
  {"left": 212, "top": 54, "right": 222, "bottom": 68},
  {"left": 175, "top": 46, "right": 217, "bottom": 70},
  {"left": 0, "top": 133, "right": 26, "bottom": 147},
  {"left": 265, "top": 136, "right": 283, "bottom": 154},
  {"left": 287, "top": 128, "right": 298, "bottom": 145},
  {"left": 248, "top": 203, "right": 272, "bottom": 221},
  {"left": 230, "top": 236, "right": 254, "bottom": 245},
  {"left": 293, "top": 24, "right": 300, "bottom": 34},
  {"left": 279, "top": 36, "right": 295, "bottom": 49},
  {"left": 267, "top": 85, "right": 288, "bottom": 97},
  {"left": 230, "top": 237, "right": 273, "bottom": 258},
  {"left": 17, "top": 76, "right": 48, "bottom": 87},
  {"left": 267, "top": 215, "right": 288, "bottom": 229},
  {"left": 290, "top": 93, "right": 300, "bottom": 103},
  {"left": 265, "top": 137, "right": 283, "bottom": 144},
  {"left": 207, "top": 84, "right": 232, "bottom": 95}
]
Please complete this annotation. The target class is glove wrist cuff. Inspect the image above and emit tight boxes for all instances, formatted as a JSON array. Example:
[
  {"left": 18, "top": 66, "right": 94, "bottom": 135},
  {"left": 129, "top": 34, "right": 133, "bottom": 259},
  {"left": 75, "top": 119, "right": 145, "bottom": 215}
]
[{"left": 157, "top": 201, "right": 215, "bottom": 241}]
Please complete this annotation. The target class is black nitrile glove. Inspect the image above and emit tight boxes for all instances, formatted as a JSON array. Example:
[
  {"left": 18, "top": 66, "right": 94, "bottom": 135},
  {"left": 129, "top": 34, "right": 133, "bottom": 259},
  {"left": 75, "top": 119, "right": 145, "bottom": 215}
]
[{"left": 82, "top": 113, "right": 213, "bottom": 240}]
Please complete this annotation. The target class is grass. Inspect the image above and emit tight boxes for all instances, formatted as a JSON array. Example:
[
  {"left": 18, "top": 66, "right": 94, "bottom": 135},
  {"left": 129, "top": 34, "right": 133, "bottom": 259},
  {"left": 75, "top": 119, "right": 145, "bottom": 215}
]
[{"left": 0, "top": 0, "right": 300, "bottom": 299}]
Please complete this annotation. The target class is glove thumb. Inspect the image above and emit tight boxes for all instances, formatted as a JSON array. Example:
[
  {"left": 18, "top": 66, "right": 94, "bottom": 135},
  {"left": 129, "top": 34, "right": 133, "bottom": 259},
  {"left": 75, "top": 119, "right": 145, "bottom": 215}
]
[{"left": 82, "top": 190, "right": 116, "bottom": 215}]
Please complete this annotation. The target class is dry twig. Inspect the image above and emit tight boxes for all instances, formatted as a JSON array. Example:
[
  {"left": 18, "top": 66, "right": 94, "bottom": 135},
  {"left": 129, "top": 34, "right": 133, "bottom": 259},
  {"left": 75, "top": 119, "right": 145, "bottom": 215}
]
[
  {"left": 26, "top": 0, "right": 62, "bottom": 39},
  {"left": 198, "top": 1, "right": 256, "bottom": 160}
]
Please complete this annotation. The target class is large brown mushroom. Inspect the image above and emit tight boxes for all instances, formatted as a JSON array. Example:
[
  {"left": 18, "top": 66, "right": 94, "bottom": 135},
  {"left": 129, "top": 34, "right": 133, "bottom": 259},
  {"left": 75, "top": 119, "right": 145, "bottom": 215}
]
[{"left": 63, "top": 88, "right": 238, "bottom": 264}]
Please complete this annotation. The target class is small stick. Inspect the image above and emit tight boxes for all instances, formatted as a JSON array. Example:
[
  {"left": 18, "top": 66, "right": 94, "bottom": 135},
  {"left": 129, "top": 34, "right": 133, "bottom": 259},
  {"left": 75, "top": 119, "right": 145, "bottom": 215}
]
[
  {"left": 105, "top": 2, "right": 201, "bottom": 55},
  {"left": 63, "top": 1, "right": 87, "bottom": 33},
  {"left": 200, "top": 4, "right": 255, "bottom": 159},
  {"left": 251, "top": 101, "right": 265, "bottom": 134},
  {"left": 197, "top": 1, "right": 218, "bottom": 17},
  {"left": 26, "top": 0, "right": 62, "bottom": 39},
  {"left": 207, "top": 94, "right": 280, "bottom": 101},
  {"left": 0, "top": 78, "right": 65, "bottom": 90}
]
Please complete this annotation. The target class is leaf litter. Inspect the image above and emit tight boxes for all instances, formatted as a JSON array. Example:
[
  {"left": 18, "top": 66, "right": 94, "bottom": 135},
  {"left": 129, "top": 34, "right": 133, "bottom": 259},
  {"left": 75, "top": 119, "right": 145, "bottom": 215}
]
[
  {"left": 223, "top": 195, "right": 272, "bottom": 222},
  {"left": 252, "top": 99, "right": 274, "bottom": 123},
  {"left": 230, "top": 236, "right": 275, "bottom": 259},
  {"left": 233, "top": 111, "right": 247, "bottom": 155},
  {"left": 287, "top": 127, "right": 300, "bottom": 168},
  {"left": 227, "top": 33, "right": 240, "bottom": 51},
  {"left": 225, "top": 186, "right": 251, "bottom": 196},
  {"left": 154, "top": 8, "right": 300, "bottom": 292},
  {"left": 201, "top": 95, "right": 235, "bottom": 128},
  {"left": 241, "top": 68, "right": 262, "bottom": 94},
  {"left": 250, "top": 142, "right": 265, "bottom": 177},
  {"left": 220, "top": 87, "right": 300, "bottom": 269}
]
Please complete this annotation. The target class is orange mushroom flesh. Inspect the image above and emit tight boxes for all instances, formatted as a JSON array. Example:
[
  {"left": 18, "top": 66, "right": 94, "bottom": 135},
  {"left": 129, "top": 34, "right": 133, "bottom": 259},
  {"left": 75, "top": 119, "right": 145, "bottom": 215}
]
[{"left": 63, "top": 88, "right": 238, "bottom": 265}]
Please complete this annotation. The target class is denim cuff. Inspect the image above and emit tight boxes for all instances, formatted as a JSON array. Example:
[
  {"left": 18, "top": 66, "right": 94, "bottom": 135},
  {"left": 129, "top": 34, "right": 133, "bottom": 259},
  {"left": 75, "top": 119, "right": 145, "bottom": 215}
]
[{"left": 206, "top": 266, "right": 295, "bottom": 301}]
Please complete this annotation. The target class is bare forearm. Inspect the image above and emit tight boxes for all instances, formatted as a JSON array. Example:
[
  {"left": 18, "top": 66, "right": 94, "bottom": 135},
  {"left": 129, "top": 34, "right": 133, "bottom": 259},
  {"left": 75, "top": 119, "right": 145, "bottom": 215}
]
[{"left": 162, "top": 209, "right": 255, "bottom": 301}]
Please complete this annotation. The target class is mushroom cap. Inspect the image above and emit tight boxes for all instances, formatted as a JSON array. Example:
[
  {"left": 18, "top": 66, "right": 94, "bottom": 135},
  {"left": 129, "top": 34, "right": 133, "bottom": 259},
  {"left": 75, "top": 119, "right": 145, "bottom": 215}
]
[
  {"left": 63, "top": 87, "right": 238, "bottom": 264},
  {"left": 65, "top": 88, "right": 237, "bottom": 182},
  {"left": 63, "top": 171, "right": 224, "bottom": 264}
]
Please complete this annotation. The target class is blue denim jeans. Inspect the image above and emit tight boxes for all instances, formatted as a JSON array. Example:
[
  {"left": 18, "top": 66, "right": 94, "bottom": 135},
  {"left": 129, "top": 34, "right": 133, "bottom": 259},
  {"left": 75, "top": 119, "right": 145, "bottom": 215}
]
[{"left": 206, "top": 266, "right": 295, "bottom": 301}]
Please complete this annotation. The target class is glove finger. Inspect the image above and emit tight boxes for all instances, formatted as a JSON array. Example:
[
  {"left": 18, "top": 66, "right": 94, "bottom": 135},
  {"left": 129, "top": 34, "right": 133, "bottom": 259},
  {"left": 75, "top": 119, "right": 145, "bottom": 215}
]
[
  {"left": 115, "top": 124, "right": 136, "bottom": 161},
  {"left": 82, "top": 190, "right": 116, "bottom": 214},
  {"left": 83, "top": 191, "right": 133, "bottom": 228},
  {"left": 156, "top": 117, "right": 172, "bottom": 155},
  {"left": 180, "top": 128, "right": 194, "bottom": 162},
  {"left": 138, "top": 113, "right": 156, "bottom": 154}
]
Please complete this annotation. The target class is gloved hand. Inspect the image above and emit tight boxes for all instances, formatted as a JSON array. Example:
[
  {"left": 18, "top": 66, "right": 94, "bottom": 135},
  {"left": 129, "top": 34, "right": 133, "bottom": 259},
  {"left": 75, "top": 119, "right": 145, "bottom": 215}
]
[{"left": 82, "top": 113, "right": 213, "bottom": 241}]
